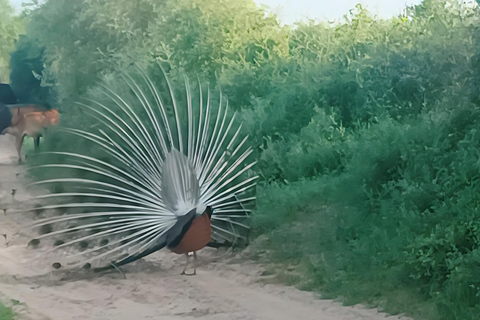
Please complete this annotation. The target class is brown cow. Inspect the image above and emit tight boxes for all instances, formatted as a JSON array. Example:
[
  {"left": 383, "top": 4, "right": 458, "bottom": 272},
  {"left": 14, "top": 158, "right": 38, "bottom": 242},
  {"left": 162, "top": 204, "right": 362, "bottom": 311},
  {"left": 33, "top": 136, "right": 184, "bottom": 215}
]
[{"left": 1, "top": 105, "right": 59, "bottom": 163}]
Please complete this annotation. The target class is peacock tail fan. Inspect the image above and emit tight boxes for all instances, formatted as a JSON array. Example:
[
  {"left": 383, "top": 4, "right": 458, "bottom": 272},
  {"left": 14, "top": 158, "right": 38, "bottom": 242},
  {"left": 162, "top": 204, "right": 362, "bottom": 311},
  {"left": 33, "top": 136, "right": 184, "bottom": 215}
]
[{"left": 26, "top": 64, "right": 257, "bottom": 270}]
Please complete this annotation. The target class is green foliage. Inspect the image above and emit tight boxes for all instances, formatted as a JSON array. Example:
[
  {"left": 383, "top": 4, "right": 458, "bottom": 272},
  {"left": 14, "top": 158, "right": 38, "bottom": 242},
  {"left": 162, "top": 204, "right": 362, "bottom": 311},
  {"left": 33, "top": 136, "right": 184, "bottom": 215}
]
[
  {"left": 15, "top": 0, "right": 287, "bottom": 102},
  {"left": 255, "top": 104, "right": 480, "bottom": 319},
  {"left": 13, "top": 0, "right": 480, "bottom": 319},
  {"left": 0, "top": 0, "right": 24, "bottom": 82},
  {"left": 251, "top": 2, "right": 480, "bottom": 319},
  {"left": 9, "top": 35, "right": 52, "bottom": 104},
  {"left": 257, "top": 107, "right": 346, "bottom": 182},
  {"left": 0, "top": 302, "right": 14, "bottom": 320}
]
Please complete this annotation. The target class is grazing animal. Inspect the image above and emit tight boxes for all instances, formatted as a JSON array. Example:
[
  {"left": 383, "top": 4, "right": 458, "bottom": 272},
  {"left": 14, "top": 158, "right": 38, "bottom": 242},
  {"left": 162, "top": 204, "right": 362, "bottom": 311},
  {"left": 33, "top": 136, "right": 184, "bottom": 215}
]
[
  {"left": 1, "top": 104, "right": 59, "bottom": 162},
  {"left": 30, "top": 67, "right": 257, "bottom": 275}
]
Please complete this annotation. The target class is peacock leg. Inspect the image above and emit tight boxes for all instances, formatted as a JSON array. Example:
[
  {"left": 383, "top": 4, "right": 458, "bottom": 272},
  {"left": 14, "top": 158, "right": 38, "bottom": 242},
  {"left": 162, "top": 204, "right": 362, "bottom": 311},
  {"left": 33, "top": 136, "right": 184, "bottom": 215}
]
[
  {"left": 192, "top": 251, "right": 197, "bottom": 275},
  {"left": 181, "top": 253, "right": 190, "bottom": 275},
  {"left": 181, "top": 252, "right": 197, "bottom": 276}
]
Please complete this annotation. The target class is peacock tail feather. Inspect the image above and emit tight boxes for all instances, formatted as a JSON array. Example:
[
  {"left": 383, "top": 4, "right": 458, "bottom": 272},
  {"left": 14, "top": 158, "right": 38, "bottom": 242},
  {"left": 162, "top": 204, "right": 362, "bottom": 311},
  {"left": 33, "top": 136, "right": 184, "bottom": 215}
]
[{"left": 27, "top": 65, "right": 257, "bottom": 269}]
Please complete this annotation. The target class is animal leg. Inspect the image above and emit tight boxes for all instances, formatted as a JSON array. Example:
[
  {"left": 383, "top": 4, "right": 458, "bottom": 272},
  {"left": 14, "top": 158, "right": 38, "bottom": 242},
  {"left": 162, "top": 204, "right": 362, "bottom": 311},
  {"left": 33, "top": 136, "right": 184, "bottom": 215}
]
[
  {"left": 181, "top": 252, "right": 197, "bottom": 276},
  {"left": 181, "top": 253, "right": 190, "bottom": 275},
  {"left": 34, "top": 136, "right": 40, "bottom": 151},
  {"left": 192, "top": 251, "right": 197, "bottom": 275},
  {"left": 15, "top": 134, "right": 25, "bottom": 163}
]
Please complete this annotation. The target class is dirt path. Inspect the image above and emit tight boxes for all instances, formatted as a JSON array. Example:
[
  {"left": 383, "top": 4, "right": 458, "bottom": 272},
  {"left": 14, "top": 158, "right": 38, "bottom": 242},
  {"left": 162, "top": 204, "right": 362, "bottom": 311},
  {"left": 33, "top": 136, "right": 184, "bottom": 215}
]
[{"left": 0, "top": 135, "right": 411, "bottom": 320}]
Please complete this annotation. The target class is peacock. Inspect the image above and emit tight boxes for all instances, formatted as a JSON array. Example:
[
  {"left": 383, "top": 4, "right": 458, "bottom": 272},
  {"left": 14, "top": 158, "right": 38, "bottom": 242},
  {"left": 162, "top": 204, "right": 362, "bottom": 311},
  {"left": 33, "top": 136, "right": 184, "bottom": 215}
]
[{"left": 27, "top": 66, "right": 257, "bottom": 275}]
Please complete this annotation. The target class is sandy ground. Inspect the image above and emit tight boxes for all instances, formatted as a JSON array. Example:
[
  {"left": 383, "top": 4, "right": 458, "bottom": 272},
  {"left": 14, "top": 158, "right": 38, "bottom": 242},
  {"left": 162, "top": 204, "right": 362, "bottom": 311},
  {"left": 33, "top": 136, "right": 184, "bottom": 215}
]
[{"left": 0, "top": 134, "right": 412, "bottom": 320}]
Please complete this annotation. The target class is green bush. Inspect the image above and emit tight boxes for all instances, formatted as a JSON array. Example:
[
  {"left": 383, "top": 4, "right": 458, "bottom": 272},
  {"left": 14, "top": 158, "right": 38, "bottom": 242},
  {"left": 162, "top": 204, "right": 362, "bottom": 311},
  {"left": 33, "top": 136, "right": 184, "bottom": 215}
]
[
  {"left": 0, "top": 0, "right": 24, "bottom": 82},
  {"left": 0, "top": 302, "right": 14, "bottom": 320},
  {"left": 9, "top": 35, "right": 52, "bottom": 104}
]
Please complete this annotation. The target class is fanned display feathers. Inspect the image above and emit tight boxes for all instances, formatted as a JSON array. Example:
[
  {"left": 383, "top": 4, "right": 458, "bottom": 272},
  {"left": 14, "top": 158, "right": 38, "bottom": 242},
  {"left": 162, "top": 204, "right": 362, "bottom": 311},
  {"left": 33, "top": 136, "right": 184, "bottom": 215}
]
[{"left": 28, "top": 66, "right": 257, "bottom": 270}]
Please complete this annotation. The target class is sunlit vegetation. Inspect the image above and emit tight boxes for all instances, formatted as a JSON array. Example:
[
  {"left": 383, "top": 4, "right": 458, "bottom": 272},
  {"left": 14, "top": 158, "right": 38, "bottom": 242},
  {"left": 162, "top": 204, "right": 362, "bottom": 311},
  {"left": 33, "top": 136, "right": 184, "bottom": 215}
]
[
  {"left": 0, "top": 0, "right": 24, "bottom": 82},
  {"left": 0, "top": 302, "right": 14, "bottom": 320}
]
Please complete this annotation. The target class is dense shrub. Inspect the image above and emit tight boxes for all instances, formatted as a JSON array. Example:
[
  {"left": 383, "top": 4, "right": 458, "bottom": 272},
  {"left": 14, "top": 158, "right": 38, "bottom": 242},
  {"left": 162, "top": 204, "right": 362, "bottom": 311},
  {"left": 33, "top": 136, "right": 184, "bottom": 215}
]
[
  {"left": 0, "top": 0, "right": 24, "bottom": 82},
  {"left": 9, "top": 35, "right": 52, "bottom": 104}
]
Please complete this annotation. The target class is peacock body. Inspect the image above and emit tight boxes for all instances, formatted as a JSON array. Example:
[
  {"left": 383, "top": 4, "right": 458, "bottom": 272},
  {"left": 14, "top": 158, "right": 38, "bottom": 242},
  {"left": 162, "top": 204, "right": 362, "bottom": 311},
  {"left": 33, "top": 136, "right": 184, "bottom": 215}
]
[{"left": 29, "top": 66, "right": 257, "bottom": 275}]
